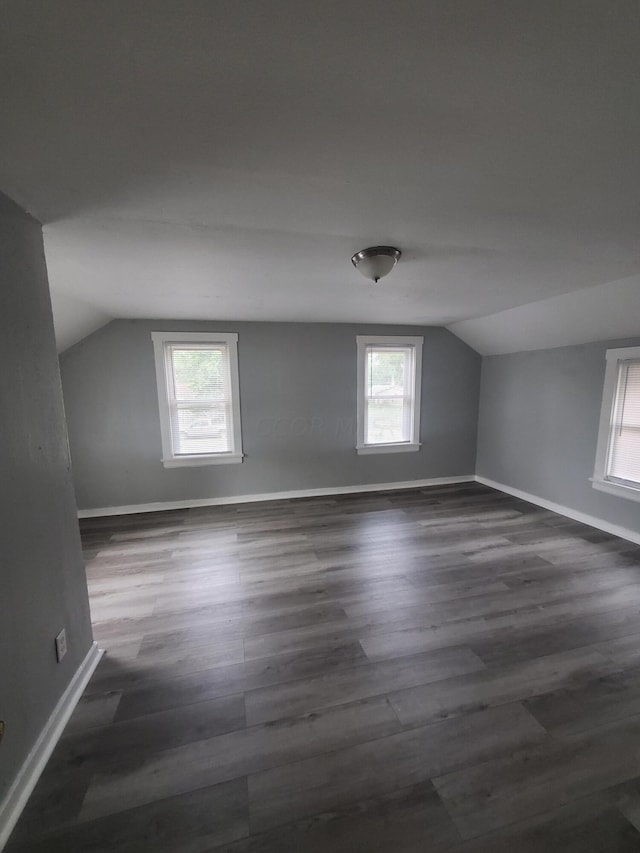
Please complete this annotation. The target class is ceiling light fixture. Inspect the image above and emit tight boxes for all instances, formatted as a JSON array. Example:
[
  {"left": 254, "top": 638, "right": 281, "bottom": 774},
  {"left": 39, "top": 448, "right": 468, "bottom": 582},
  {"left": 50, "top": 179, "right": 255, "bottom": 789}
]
[{"left": 351, "top": 246, "right": 401, "bottom": 284}]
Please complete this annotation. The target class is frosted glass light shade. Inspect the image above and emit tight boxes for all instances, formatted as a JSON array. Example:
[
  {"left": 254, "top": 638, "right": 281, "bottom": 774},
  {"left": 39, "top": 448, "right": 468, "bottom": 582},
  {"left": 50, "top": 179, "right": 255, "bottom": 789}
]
[{"left": 351, "top": 246, "right": 401, "bottom": 283}]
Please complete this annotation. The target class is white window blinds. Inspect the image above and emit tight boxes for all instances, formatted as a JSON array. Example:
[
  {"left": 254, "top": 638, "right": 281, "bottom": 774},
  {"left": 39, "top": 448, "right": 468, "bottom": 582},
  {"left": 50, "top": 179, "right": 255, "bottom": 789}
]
[
  {"left": 607, "top": 359, "right": 640, "bottom": 487},
  {"left": 165, "top": 343, "right": 234, "bottom": 456},
  {"left": 364, "top": 345, "right": 416, "bottom": 445}
]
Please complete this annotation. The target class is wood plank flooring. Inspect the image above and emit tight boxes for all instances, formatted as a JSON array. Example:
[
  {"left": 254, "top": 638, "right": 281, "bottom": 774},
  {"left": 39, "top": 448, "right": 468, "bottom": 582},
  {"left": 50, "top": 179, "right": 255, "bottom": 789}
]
[{"left": 8, "top": 482, "right": 640, "bottom": 851}]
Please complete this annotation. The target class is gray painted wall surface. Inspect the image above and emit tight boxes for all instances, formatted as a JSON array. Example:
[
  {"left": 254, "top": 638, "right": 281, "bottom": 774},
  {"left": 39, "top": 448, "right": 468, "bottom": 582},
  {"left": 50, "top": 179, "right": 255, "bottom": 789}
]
[
  {"left": 477, "top": 337, "right": 640, "bottom": 538},
  {"left": 60, "top": 320, "right": 480, "bottom": 510},
  {"left": 0, "top": 193, "right": 93, "bottom": 803}
]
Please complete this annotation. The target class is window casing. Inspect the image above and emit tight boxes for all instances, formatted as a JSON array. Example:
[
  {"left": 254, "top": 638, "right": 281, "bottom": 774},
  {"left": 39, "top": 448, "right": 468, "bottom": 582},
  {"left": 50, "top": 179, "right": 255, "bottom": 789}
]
[
  {"left": 356, "top": 335, "right": 423, "bottom": 454},
  {"left": 152, "top": 332, "right": 243, "bottom": 467},
  {"left": 593, "top": 345, "right": 640, "bottom": 502}
]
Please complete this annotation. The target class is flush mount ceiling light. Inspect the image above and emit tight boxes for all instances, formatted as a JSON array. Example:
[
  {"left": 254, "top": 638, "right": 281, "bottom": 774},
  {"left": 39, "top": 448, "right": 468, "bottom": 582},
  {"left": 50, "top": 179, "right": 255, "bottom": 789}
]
[{"left": 351, "top": 246, "right": 402, "bottom": 284}]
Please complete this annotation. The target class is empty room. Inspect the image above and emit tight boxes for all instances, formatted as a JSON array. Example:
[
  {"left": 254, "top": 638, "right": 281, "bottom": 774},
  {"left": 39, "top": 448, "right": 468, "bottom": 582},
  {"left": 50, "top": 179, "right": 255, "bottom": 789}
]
[{"left": 2, "top": 1, "right": 640, "bottom": 851}]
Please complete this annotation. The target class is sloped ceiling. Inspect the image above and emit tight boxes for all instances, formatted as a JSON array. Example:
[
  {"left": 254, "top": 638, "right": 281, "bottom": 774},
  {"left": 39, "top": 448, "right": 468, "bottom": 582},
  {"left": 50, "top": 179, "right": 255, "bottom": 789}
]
[
  {"left": 450, "top": 273, "right": 640, "bottom": 355},
  {"left": 1, "top": 1, "right": 639, "bottom": 353}
]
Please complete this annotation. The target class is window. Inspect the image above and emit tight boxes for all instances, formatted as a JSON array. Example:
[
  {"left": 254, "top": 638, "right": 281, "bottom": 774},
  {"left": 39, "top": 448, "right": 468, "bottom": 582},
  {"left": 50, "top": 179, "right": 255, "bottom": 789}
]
[
  {"left": 356, "top": 335, "right": 423, "bottom": 454},
  {"left": 151, "top": 332, "right": 243, "bottom": 467},
  {"left": 593, "top": 345, "right": 640, "bottom": 502}
]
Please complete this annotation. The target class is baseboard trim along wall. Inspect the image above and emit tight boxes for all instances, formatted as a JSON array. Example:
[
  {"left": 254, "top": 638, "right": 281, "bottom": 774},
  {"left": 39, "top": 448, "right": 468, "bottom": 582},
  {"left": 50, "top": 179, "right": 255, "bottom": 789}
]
[
  {"left": 77, "top": 473, "right": 640, "bottom": 546},
  {"left": 0, "top": 642, "right": 103, "bottom": 851},
  {"left": 475, "top": 475, "right": 640, "bottom": 548},
  {"left": 76, "top": 475, "right": 476, "bottom": 518}
]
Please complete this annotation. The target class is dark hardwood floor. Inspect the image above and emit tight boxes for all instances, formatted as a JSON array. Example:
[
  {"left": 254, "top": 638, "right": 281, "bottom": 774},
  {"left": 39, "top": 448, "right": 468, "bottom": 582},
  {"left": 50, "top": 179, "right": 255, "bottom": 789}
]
[{"left": 8, "top": 482, "right": 640, "bottom": 851}]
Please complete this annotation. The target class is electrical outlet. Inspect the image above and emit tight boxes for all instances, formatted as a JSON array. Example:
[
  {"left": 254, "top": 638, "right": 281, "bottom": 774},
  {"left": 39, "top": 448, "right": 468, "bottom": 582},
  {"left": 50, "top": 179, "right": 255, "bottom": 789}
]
[{"left": 55, "top": 629, "right": 67, "bottom": 663}]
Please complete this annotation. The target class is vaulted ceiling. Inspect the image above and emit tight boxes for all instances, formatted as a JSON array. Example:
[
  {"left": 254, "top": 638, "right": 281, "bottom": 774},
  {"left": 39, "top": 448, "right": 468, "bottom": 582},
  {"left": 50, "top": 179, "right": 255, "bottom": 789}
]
[{"left": 1, "top": 1, "right": 639, "bottom": 353}]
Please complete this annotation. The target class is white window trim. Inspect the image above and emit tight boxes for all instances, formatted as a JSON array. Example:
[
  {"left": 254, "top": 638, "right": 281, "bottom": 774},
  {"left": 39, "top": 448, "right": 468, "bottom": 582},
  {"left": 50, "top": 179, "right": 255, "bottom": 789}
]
[
  {"left": 151, "top": 331, "right": 243, "bottom": 468},
  {"left": 356, "top": 335, "right": 423, "bottom": 455},
  {"left": 592, "top": 345, "right": 640, "bottom": 503}
]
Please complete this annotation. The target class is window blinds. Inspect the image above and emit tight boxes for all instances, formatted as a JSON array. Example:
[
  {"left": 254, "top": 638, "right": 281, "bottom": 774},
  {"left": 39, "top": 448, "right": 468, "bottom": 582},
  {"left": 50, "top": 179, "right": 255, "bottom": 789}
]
[
  {"left": 166, "top": 343, "right": 234, "bottom": 455},
  {"left": 608, "top": 359, "right": 640, "bottom": 487},
  {"left": 364, "top": 345, "right": 415, "bottom": 445}
]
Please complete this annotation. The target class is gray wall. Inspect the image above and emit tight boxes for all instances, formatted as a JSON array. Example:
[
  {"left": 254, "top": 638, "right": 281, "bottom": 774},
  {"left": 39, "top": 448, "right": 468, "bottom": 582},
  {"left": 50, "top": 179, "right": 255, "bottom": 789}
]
[
  {"left": 477, "top": 337, "right": 640, "bottom": 538},
  {"left": 60, "top": 320, "right": 481, "bottom": 510},
  {"left": 0, "top": 194, "right": 93, "bottom": 804}
]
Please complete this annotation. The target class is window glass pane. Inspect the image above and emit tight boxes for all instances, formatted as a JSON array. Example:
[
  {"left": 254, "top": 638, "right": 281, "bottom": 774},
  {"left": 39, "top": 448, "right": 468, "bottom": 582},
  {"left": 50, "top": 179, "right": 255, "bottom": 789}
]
[
  {"left": 364, "top": 345, "right": 414, "bottom": 445},
  {"left": 174, "top": 404, "right": 232, "bottom": 455},
  {"left": 367, "top": 348, "right": 408, "bottom": 397},
  {"left": 609, "top": 360, "right": 640, "bottom": 485},
  {"left": 366, "top": 399, "right": 409, "bottom": 444},
  {"left": 170, "top": 346, "right": 227, "bottom": 401},
  {"left": 167, "top": 344, "right": 233, "bottom": 456}
]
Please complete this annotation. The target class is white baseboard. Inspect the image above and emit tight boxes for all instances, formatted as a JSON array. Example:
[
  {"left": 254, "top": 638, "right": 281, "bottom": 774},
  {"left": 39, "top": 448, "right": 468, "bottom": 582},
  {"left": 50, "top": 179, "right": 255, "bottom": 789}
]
[
  {"left": 0, "top": 642, "right": 103, "bottom": 851},
  {"left": 77, "top": 475, "right": 476, "bottom": 518},
  {"left": 475, "top": 475, "right": 640, "bottom": 547}
]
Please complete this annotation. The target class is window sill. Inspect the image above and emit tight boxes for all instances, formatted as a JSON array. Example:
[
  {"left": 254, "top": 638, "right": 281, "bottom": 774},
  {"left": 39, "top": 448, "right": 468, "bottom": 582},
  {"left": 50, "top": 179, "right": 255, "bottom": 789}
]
[
  {"left": 591, "top": 477, "right": 640, "bottom": 504},
  {"left": 356, "top": 443, "right": 421, "bottom": 456},
  {"left": 162, "top": 454, "right": 244, "bottom": 468}
]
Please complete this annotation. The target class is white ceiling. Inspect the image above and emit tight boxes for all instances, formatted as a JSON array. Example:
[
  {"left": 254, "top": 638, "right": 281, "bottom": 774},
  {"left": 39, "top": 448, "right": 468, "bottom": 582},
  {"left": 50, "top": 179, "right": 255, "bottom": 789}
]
[
  {"left": 1, "top": 1, "right": 639, "bottom": 353},
  {"left": 450, "top": 273, "right": 640, "bottom": 355}
]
